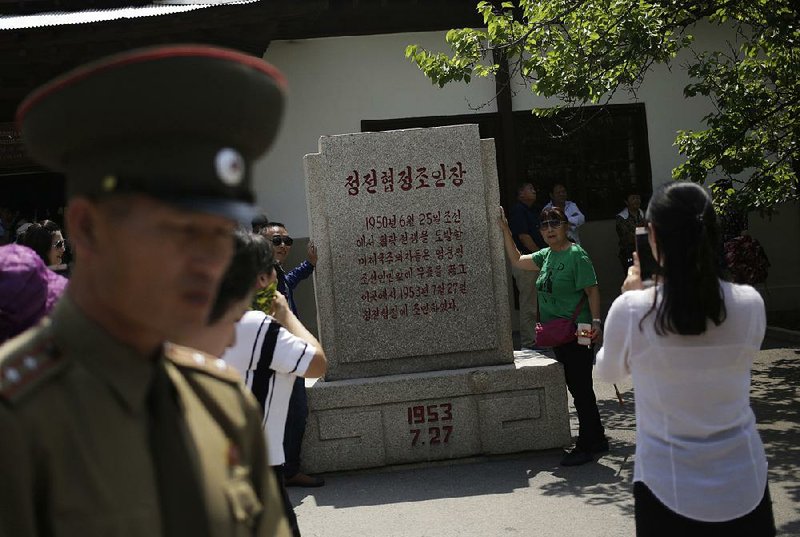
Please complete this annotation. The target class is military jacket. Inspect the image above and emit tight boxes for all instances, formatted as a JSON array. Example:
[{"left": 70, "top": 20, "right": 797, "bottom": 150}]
[{"left": 0, "top": 297, "right": 291, "bottom": 537}]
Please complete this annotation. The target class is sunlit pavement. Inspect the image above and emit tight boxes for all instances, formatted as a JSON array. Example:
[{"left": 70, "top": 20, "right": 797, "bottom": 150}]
[{"left": 289, "top": 335, "right": 800, "bottom": 537}]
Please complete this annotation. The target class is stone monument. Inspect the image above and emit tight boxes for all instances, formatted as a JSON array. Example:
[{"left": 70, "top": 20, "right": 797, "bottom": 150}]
[{"left": 302, "top": 124, "right": 570, "bottom": 472}]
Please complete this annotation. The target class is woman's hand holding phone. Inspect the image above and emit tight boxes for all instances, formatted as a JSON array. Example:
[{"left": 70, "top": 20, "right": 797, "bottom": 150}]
[
  {"left": 635, "top": 225, "right": 658, "bottom": 284},
  {"left": 576, "top": 322, "right": 603, "bottom": 346},
  {"left": 622, "top": 252, "right": 645, "bottom": 293}
]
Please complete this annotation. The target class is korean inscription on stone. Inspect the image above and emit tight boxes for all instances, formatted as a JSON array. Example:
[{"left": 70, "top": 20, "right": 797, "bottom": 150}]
[{"left": 310, "top": 125, "right": 498, "bottom": 363}]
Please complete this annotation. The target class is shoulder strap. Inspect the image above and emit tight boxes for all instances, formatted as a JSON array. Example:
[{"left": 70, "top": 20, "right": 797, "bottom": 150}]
[
  {"left": 164, "top": 344, "right": 252, "bottom": 464},
  {"left": 178, "top": 368, "right": 250, "bottom": 461},
  {"left": 570, "top": 294, "right": 588, "bottom": 322},
  {"left": 165, "top": 343, "right": 241, "bottom": 384},
  {"left": 0, "top": 335, "right": 67, "bottom": 404}
]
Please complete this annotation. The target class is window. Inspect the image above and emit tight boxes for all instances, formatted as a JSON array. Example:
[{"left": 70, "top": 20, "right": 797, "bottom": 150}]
[{"left": 515, "top": 103, "right": 652, "bottom": 220}]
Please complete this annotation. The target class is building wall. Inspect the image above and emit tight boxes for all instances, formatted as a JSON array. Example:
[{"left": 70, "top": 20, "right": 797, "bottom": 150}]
[
  {"left": 258, "top": 29, "right": 799, "bottom": 332},
  {"left": 749, "top": 202, "right": 800, "bottom": 312}
]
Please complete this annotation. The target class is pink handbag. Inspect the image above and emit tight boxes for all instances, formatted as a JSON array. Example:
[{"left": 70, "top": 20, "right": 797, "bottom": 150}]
[{"left": 535, "top": 295, "right": 587, "bottom": 347}]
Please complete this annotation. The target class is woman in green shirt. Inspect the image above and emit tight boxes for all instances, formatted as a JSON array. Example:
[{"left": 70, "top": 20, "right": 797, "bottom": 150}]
[{"left": 500, "top": 205, "right": 607, "bottom": 466}]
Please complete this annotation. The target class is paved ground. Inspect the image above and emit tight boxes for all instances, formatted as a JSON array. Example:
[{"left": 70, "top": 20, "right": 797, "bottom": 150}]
[{"left": 289, "top": 336, "right": 800, "bottom": 536}]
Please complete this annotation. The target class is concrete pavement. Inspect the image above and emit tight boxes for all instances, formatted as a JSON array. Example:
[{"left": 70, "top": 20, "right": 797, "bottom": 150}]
[{"left": 289, "top": 336, "right": 800, "bottom": 536}]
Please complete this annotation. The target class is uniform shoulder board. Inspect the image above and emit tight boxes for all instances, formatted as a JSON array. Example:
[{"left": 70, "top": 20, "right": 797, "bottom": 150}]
[
  {"left": 164, "top": 343, "right": 242, "bottom": 384},
  {"left": 0, "top": 332, "right": 66, "bottom": 404}
]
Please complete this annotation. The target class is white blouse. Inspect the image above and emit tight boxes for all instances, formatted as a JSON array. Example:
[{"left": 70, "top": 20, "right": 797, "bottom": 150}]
[{"left": 596, "top": 281, "right": 768, "bottom": 522}]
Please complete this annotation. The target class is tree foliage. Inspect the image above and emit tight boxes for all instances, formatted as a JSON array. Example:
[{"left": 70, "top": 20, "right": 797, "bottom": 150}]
[{"left": 406, "top": 0, "right": 799, "bottom": 212}]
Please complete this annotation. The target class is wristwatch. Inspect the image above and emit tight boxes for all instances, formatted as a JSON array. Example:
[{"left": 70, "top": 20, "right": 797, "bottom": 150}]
[{"left": 592, "top": 318, "right": 603, "bottom": 328}]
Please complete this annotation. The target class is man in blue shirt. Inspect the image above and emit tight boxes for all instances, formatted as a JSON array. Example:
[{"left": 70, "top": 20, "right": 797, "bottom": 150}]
[
  {"left": 260, "top": 222, "right": 323, "bottom": 487},
  {"left": 508, "top": 183, "right": 546, "bottom": 349}
]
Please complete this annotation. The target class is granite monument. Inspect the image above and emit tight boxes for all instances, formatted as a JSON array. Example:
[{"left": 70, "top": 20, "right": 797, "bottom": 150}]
[{"left": 301, "top": 125, "right": 570, "bottom": 472}]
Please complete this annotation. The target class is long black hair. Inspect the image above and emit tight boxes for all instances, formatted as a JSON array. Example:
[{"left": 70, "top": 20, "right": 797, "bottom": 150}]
[{"left": 642, "top": 182, "right": 727, "bottom": 335}]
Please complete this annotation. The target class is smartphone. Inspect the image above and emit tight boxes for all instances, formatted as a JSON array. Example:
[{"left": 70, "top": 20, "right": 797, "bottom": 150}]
[
  {"left": 577, "top": 323, "right": 592, "bottom": 346},
  {"left": 635, "top": 226, "right": 658, "bottom": 284}
]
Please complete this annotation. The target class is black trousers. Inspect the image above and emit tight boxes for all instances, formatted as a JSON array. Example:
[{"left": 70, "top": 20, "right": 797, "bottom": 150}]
[
  {"left": 283, "top": 376, "right": 308, "bottom": 479},
  {"left": 634, "top": 481, "right": 776, "bottom": 537},
  {"left": 272, "top": 466, "right": 301, "bottom": 537},
  {"left": 552, "top": 340, "right": 605, "bottom": 449}
]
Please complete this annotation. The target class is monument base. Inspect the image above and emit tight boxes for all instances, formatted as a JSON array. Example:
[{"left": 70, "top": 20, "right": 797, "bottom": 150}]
[{"left": 300, "top": 351, "right": 571, "bottom": 474}]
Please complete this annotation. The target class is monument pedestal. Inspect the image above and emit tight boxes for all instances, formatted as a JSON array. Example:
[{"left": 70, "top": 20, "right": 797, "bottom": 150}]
[
  {"left": 302, "top": 126, "right": 571, "bottom": 473},
  {"left": 301, "top": 352, "right": 571, "bottom": 474}
]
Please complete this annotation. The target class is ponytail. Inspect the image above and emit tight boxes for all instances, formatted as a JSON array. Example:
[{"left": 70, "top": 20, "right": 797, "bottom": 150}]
[{"left": 640, "top": 182, "right": 726, "bottom": 335}]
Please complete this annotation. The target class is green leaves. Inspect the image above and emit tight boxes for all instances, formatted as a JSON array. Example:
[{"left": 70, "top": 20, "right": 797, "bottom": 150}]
[
  {"left": 406, "top": 0, "right": 799, "bottom": 211},
  {"left": 407, "top": 0, "right": 692, "bottom": 104},
  {"left": 672, "top": 2, "right": 799, "bottom": 212}
]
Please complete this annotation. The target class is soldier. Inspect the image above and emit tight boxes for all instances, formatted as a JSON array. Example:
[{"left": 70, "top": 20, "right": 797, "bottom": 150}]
[{"left": 0, "top": 45, "right": 292, "bottom": 537}]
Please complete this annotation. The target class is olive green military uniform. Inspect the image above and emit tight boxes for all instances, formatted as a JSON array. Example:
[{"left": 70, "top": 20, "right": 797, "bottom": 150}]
[
  {"left": 0, "top": 297, "right": 291, "bottom": 537},
  {"left": 4, "top": 44, "right": 291, "bottom": 536}
]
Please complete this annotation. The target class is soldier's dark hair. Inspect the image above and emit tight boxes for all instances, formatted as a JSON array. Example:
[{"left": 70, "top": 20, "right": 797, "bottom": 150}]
[
  {"left": 640, "top": 182, "right": 726, "bottom": 336},
  {"left": 208, "top": 230, "right": 274, "bottom": 324}
]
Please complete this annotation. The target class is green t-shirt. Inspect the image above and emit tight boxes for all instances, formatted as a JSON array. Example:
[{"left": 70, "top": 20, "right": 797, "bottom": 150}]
[{"left": 532, "top": 244, "right": 597, "bottom": 324}]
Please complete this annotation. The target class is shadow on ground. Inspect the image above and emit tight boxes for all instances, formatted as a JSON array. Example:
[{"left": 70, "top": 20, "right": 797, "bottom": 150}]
[
  {"left": 292, "top": 338, "right": 799, "bottom": 533},
  {"left": 290, "top": 445, "right": 637, "bottom": 513},
  {"left": 534, "top": 389, "right": 637, "bottom": 518},
  {"left": 751, "top": 346, "right": 800, "bottom": 536},
  {"left": 290, "top": 455, "right": 537, "bottom": 508}
]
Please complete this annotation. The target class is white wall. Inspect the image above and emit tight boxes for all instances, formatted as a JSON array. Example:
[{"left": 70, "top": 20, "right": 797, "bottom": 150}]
[{"left": 749, "top": 202, "right": 800, "bottom": 312}]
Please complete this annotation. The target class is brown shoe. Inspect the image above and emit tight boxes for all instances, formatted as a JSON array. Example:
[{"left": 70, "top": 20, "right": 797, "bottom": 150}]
[{"left": 285, "top": 472, "right": 325, "bottom": 487}]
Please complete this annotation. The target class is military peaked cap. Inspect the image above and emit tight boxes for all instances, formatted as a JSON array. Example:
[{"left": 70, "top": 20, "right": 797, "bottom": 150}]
[{"left": 16, "top": 45, "right": 287, "bottom": 222}]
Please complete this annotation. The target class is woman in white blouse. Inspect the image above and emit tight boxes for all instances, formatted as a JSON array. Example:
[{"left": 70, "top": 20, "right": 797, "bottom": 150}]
[{"left": 596, "top": 182, "right": 775, "bottom": 536}]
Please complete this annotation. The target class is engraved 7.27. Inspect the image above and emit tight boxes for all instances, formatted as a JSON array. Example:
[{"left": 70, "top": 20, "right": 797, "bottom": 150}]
[{"left": 407, "top": 403, "right": 453, "bottom": 446}]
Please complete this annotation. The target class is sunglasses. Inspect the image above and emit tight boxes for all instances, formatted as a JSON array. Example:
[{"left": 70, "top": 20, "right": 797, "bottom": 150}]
[
  {"left": 539, "top": 220, "right": 565, "bottom": 230},
  {"left": 271, "top": 235, "right": 294, "bottom": 246},
  {"left": 52, "top": 240, "right": 65, "bottom": 249}
]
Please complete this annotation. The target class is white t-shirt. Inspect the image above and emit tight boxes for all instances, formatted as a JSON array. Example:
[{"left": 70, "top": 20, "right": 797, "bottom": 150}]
[
  {"left": 222, "top": 310, "right": 316, "bottom": 466},
  {"left": 596, "top": 281, "right": 768, "bottom": 522}
]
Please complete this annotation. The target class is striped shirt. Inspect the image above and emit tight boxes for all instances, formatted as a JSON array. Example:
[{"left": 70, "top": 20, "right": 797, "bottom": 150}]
[{"left": 221, "top": 310, "right": 316, "bottom": 466}]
